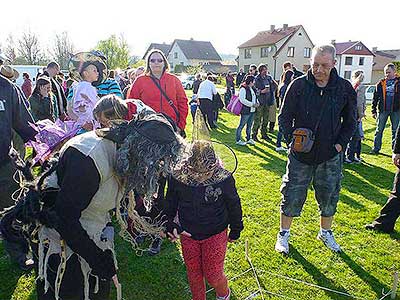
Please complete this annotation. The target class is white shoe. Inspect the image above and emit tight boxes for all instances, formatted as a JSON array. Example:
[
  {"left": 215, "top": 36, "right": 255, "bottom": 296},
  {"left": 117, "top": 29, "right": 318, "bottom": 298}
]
[
  {"left": 275, "top": 146, "right": 287, "bottom": 152},
  {"left": 275, "top": 231, "right": 290, "bottom": 254},
  {"left": 236, "top": 140, "right": 247, "bottom": 146},
  {"left": 317, "top": 230, "right": 341, "bottom": 253},
  {"left": 247, "top": 139, "right": 256, "bottom": 145},
  {"left": 216, "top": 288, "right": 230, "bottom": 300}
]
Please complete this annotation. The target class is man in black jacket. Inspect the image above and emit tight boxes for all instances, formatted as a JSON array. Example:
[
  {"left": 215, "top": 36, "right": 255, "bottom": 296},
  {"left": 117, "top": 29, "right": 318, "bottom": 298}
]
[
  {"left": 366, "top": 125, "right": 400, "bottom": 233},
  {"left": 0, "top": 74, "right": 37, "bottom": 270},
  {"left": 42, "top": 61, "right": 67, "bottom": 119},
  {"left": 275, "top": 45, "right": 357, "bottom": 255},
  {"left": 370, "top": 63, "right": 400, "bottom": 154}
]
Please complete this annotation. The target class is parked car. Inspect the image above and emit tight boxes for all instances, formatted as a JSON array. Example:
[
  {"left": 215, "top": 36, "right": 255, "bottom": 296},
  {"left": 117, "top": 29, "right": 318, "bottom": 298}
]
[
  {"left": 180, "top": 75, "right": 195, "bottom": 90},
  {"left": 364, "top": 84, "right": 375, "bottom": 103}
]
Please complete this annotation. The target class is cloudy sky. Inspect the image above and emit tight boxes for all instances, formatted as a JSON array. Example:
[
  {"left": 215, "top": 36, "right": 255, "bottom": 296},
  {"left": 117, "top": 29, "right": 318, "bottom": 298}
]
[{"left": 1, "top": 0, "right": 398, "bottom": 57}]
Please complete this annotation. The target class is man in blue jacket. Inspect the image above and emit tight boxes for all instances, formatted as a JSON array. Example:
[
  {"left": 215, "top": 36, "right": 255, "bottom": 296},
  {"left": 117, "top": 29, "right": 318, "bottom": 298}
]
[{"left": 275, "top": 45, "right": 357, "bottom": 255}]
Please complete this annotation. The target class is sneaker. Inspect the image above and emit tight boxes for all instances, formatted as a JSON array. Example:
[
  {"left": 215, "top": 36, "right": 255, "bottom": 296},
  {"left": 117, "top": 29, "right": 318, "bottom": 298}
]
[
  {"left": 369, "top": 149, "right": 379, "bottom": 155},
  {"left": 18, "top": 258, "right": 34, "bottom": 271},
  {"left": 354, "top": 157, "right": 362, "bottom": 163},
  {"left": 365, "top": 223, "right": 393, "bottom": 233},
  {"left": 148, "top": 237, "right": 163, "bottom": 256},
  {"left": 275, "top": 231, "right": 290, "bottom": 254},
  {"left": 236, "top": 140, "right": 247, "bottom": 146},
  {"left": 275, "top": 146, "right": 287, "bottom": 152},
  {"left": 344, "top": 157, "right": 354, "bottom": 164},
  {"left": 317, "top": 230, "right": 341, "bottom": 252},
  {"left": 247, "top": 139, "right": 256, "bottom": 145},
  {"left": 216, "top": 288, "right": 231, "bottom": 300}
]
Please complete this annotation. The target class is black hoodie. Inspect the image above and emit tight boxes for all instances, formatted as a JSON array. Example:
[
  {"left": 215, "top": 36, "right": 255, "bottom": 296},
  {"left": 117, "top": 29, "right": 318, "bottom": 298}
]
[{"left": 278, "top": 68, "right": 357, "bottom": 165}]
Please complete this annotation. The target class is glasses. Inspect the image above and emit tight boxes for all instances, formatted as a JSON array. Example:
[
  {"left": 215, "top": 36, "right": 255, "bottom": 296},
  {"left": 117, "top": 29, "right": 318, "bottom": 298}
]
[{"left": 150, "top": 58, "right": 164, "bottom": 63}]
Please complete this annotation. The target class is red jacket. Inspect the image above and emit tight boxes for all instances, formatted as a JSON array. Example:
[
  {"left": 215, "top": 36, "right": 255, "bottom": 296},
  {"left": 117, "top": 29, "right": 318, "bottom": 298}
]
[{"left": 129, "top": 73, "right": 188, "bottom": 129}]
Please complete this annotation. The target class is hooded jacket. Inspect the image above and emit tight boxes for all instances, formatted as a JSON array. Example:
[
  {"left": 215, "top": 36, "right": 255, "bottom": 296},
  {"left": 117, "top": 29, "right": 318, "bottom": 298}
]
[{"left": 278, "top": 68, "right": 357, "bottom": 165}]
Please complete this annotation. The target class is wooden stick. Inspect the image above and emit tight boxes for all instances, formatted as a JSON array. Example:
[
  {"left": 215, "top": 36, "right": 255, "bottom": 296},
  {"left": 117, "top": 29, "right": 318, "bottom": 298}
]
[{"left": 391, "top": 271, "right": 398, "bottom": 299}]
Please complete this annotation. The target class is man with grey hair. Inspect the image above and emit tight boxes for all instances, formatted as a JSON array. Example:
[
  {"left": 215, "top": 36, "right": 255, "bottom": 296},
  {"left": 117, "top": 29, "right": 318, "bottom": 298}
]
[
  {"left": 275, "top": 44, "right": 357, "bottom": 254},
  {"left": 370, "top": 63, "right": 400, "bottom": 154}
]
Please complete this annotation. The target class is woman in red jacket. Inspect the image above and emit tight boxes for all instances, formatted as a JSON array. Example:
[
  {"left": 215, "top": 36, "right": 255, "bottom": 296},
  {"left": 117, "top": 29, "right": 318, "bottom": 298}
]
[{"left": 129, "top": 49, "right": 188, "bottom": 133}]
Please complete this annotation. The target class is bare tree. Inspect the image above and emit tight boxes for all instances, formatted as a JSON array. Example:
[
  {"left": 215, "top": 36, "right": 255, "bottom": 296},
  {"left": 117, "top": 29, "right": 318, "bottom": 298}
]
[
  {"left": 4, "top": 35, "right": 17, "bottom": 63},
  {"left": 18, "top": 30, "right": 44, "bottom": 64},
  {"left": 52, "top": 32, "right": 75, "bottom": 69}
]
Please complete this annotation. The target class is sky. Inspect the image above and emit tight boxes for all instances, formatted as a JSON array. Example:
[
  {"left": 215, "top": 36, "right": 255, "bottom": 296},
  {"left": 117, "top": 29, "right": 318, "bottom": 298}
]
[{"left": 1, "top": 0, "right": 399, "bottom": 58}]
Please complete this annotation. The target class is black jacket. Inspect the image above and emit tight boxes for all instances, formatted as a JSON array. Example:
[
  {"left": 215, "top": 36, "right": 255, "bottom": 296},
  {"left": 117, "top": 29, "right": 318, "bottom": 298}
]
[
  {"left": 278, "top": 68, "right": 357, "bottom": 165},
  {"left": 0, "top": 75, "right": 37, "bottom": 166},
  {"left": 236, "top": 72, "right": 246, "bottom": 87},
  {"left": 255, "top": 74, "right": 277, "bottom": 106},
  {"left": 166, "top": 175, "right": 243, "bottom": 241},
  {"left": 372, "top": 77, "right": 400, "bottom": 114},
  {"left": 240, "top": 86, "right": 254, "bottom": 115}
]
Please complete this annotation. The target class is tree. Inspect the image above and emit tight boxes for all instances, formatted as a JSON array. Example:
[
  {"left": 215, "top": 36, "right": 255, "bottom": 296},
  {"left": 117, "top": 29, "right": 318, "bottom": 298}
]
[
  {"left": 18, "top": 30, "right": 45, "bottom": 64},
  {"left": 95, "top": 35, "right": 130, "bottom": 69},
  {"left": 4, "top": 35, "right": 17, "bottom": 64},
  {"left": 52, "top": 32, "right": 75, "bottom": 69},
  {"left": 186, "top": 65, "right": 203, "bottom": 75}
]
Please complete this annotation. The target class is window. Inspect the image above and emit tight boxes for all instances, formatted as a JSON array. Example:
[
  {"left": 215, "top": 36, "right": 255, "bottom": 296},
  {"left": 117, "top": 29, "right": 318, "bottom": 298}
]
[
  {"left": 304, "top": 47, "right": 311, "bottom": 58},
  {"left": 170, "top": 63, "right": 174, "bottom": 69},
  {"left": 359, "top": 57, "right": 365, "bottom": 66},
  {"left": 174, "top": 52, "right": 178, "bottom": 59},
  {"left": 180, "top": 62, "right": 184, "bottom": 66},
  {"left": 287, "top": 47, "right": 295, "bottom": 57},
  {"left": 261, "top": 47, "right": 268, "bottom": 58},
  {"left": 345, "top": 57, "right": 353, "bottom": 65},
  {"left": 244, "top": 48, "right": 252, "bottom": 59},
  {"left": 355, "top": 45, "right": 362, "bottom": 51},
  {"left": 344, "top": 71, "right": 351, "bottom": 79}
]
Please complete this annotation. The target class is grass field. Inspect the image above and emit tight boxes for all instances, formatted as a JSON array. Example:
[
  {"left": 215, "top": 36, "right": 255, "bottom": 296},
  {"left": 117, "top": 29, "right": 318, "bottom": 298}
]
[{"left": 1, "top": 93, "right": 399, "bottom": 300}]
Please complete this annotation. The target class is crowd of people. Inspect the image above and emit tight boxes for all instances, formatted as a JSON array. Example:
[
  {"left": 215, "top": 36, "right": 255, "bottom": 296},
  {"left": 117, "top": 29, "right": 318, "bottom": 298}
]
[{"left": 0, "top": 43, "right": 399, "bottom": 300}]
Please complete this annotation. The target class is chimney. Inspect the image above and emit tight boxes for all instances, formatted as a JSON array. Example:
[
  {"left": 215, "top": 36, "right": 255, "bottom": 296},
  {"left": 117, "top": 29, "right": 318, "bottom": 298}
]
[
  {"left": 190, "top": 37, "right": 194, "bottom": 41},
  {"left": 270, "top": 25, "right": 275, "bottom": 31},
  {"left": 331, "top": 39, "right": 336, "bottom": 45},
  {"left": 372, "top": 47, "right": 378, "bottom": 52},
  {"left": 283, "top": 24, "right": 288, "bottom": 30}
]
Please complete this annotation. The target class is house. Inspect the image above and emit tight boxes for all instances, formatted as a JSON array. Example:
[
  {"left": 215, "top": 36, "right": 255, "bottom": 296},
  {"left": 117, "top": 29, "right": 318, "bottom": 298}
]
[
  {"left": 142, "top": 43, "right": 171, "bottom": 59},
  {"left": 332, "top": 41, "right": 374, "bottom": 83},
  {"left": 166, "top": 39, "right": 222, "bottom": 71},
  {"left": 237, "top": 24, "right": 314, "bottom": 80},
  {"left": 371, "top": 48, "right": 397, "bottom": 84}
]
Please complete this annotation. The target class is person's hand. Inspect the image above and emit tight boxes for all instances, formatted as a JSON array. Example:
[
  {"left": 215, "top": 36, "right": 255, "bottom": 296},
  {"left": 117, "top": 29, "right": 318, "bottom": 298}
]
[
  {"left": 392, "top": 153, "right": 400, "bottom": 167},
  {"left": 335, "top": 144, "right": 342, "bottom": 153},
  {"left": 261, "top": 88, "right": 268, "bottom": 94},
  {"left": 82, "top": 122, "right": 94, "bottom": 131},
  {"left": 372, "top": 112, "right": 377, "bottom": 119},
  {"left": 165, "top": 220, "right": 191, "bottom": 242}
]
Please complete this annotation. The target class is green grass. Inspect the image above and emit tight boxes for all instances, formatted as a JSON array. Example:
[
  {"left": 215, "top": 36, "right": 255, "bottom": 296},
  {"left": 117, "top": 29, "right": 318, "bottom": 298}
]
[{"left": 1, "top": 94, "right": 399, "bottom": 299}]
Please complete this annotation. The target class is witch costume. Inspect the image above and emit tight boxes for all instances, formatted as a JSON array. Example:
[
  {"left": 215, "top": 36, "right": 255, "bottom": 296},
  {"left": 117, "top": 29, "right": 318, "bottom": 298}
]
[{"left": 2, "top": 113, "right": 184, "bottom": 300}]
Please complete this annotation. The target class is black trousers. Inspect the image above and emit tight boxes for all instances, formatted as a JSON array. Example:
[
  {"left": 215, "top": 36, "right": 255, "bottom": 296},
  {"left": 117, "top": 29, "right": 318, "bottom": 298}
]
[
  {"left": 199, "top": 98, "right": 215, "bottom": 129},
  {"left": 372, "top": 168, "right": 400, "bottom": 232}
]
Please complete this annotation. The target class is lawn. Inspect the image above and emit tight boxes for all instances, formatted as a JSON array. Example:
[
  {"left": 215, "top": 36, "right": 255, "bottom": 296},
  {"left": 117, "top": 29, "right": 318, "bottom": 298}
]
[{"left": 1, "top": 93, "right": 399, "bottom": 300}]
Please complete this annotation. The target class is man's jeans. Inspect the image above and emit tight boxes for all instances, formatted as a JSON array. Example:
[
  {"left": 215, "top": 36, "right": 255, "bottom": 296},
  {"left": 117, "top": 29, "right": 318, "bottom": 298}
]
[{"left": 373, "top": 111, "right": 400, "bottom": 152}]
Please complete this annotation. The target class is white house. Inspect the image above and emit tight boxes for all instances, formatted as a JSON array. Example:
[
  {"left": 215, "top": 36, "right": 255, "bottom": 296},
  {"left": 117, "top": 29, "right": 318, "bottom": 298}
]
[
  {"left": 333, "top": 41, "right": 374, "bottom": 84},
  {"left": 166, "top": 39, "right": 222, "bottom": 71},
  {"left": 238, "top": 24, "right": 314, "bottom": 80}
]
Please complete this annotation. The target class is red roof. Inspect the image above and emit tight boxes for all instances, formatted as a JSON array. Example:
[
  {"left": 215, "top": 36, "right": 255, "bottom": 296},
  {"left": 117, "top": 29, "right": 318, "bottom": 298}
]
[
  {"left": 238, "top": 25, "right": 301, "bottom": 48},
  {"left": 334, "top": 41, "right": 374, "bottom": 56}
]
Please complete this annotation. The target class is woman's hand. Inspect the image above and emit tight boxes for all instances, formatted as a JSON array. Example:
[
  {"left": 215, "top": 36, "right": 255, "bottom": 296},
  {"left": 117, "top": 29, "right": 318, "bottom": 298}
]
[{"left": 82, "top": 122, "right": 94, "bottom": 131}]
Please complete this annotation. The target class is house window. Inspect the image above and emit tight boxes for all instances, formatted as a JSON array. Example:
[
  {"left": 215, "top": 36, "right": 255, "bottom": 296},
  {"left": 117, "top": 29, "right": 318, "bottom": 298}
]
[
  {"left": 174, "top": 52, "right": 178, "bottom": 59},
  {"left": 344, "top": 71, "right": 351, "bottom": 79},
  {"left": 287, "top": 47, "right": 295, "bottom": 57},
  {"left": 359, "top": 57, "right": 365, "bottom": 66},
  {"left": 180, "top": 62, "right": 184, "bottom": 66},
  {"left": 304, "top": 47, "right": 311, "bottom": 58},
  {"left": 261, "top": 47, "right": 269, "bottom": 58},
  {"left": 170, "top": 63, "right": 174, "bottom": 69},
  {"left": 355, "top": 45, "right": 362, "bottom": 51},
  {"left": 244, "top": 48, "right": 252, "bottom": 59},
  {"left": 345, "top": 57, "right": 353, "bottom": 65}
]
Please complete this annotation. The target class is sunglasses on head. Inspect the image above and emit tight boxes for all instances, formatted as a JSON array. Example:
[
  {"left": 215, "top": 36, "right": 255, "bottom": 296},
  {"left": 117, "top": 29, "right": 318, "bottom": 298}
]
[{"left": 150, "top": 58, "right": 164, "bottom": 63}]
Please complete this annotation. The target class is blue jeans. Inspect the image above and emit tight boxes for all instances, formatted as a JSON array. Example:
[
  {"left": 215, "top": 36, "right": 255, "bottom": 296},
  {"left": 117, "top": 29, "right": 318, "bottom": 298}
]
[
  {"left": 236, "top": 113, "right": 255, "bottom": 142},
  {"left": 276, "top": 130, "right": 285, "bottom": 148},
  {"left": 373, "top": 111, "right": 400, "bottom": 151}
]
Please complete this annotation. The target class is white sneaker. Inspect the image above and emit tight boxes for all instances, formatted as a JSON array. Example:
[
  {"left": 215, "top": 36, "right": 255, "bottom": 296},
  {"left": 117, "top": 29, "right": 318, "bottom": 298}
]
[
  {"left": 317, "top": 230, "right": 341, "bottom": 253},
  {"left": 216, "top": 288, "right": 230, "bottom": 300},
  {"left": 236, "top": 140, "right": 247, "bottom": 146},
  {"left": 247, "top": 139, "right": 256, "bottom": 145},
  {"left": 275, "top": 146, "right": 287, "bottom": 152},
  {"left": 275, "top": 231, "right": 290, "bottom": 254}
]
